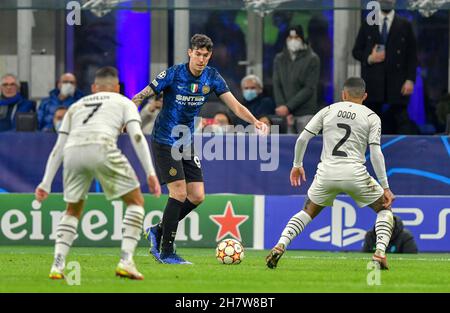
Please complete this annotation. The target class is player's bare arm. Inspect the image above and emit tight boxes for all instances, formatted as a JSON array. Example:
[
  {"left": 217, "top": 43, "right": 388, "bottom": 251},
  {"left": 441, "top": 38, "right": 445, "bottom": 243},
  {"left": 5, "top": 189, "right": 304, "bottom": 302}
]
[
  {"left": 131, "top": 85, "right": 155, "bottom": 107},
  {"left": 219, "top": 91, "right": 268, "bottom": 134}
]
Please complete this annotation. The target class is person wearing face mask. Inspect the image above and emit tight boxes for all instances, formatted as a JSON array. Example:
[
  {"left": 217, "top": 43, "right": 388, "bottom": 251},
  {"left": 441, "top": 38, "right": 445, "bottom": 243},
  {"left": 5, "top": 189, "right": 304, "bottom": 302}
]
[
  {"left": 239, "top": 74, "right": 275, "bottom": 126},
  {"left": 352, "top": 0, "right": 418, "bottom": 134},
  {"left": 38, "top": 73, "right": 84, "bottom": 131},
  {"left": 273, "top": 25, "right": 321, "bottom": 134}
]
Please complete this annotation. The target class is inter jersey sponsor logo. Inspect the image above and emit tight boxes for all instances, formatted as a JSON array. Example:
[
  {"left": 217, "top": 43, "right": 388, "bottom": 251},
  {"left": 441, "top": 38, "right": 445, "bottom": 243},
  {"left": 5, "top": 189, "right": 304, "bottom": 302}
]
[{"left": 175, "top": 94, "right": 205, "bottom": 104}]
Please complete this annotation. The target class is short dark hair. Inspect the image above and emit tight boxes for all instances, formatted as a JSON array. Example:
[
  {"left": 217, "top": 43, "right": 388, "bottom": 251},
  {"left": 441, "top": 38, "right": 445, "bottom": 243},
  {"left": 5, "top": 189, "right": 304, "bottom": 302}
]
[
  {"left": 343, "top": 77, "right": 366, "bottom": 98},
  {"left": 214, "top": 111, "right": 232, "bottom": 124},
  {"left": 286, "top": 25, "right": 304, "bottom": 41},
  {"left": 55, "top": 106, "right": 68, "bottom": 113},
  {"left": 95, "top": 66, "right": 118, "bottom": 80},
  {"left": 190, "top": 34, "right": 213, "bottom": 51}
]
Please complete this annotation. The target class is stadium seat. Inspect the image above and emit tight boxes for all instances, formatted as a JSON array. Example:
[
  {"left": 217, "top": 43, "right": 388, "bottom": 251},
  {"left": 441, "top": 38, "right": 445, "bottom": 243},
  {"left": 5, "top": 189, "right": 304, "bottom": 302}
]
[
  {"left": 15, "top": 112, "right": 38, "bottom": 132},
  {"left": 266, "top": 114, "right": 288, "bottom": 134},
  {"left": 199, "top": 101, "right": 228, "bottom": 118}
]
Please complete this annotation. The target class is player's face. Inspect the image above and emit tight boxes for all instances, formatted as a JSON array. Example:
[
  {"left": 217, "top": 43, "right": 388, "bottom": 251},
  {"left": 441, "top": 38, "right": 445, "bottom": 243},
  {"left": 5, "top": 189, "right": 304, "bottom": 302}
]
[{"left": 188, "top": 48, "right": 212, "bottom": 73}]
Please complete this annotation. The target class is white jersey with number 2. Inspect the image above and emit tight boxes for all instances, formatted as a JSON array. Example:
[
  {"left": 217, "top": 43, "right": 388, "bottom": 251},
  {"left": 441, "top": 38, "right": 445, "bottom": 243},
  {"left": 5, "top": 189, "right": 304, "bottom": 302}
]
[{"left": 304, "top": 101, "right": 381, "bottom": 180}]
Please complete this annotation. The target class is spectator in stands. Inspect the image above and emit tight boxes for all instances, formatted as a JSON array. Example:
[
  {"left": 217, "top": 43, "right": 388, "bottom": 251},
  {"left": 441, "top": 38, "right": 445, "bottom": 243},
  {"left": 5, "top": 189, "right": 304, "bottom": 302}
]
[
  {"left": 362, "top": 215, "right": 418, "bottom": 253},
  {"left": 240, "top": 74, "right": 275, "bottom": 124},
  {"left": 213, "top": 111, "right": 232, "bottom": 127},
  {"left": 0, "top": 73, "right": 34, "bottom": 132},
  {"left": 352, "top": 0, "right": 418, "bottom": 134},
  {"left": 140, "top": 94, "right": 163, "bottom": 135},
  {"left": 51, "top": 106, "right": 68, "bottom": 132},
  {"left": 38, "top": 73, "right": 83, "bottom": 131},
  {"left": 203, "top": 111, "right": 233, "bottom": 134},
  {"left": 273, "top": 25, "right": 320, "bottom": 134}
]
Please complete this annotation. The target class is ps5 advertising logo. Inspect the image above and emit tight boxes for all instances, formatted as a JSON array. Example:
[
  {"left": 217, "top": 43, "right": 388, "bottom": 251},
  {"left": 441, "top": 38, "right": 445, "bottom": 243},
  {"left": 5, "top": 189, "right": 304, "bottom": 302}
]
[{"left": 310, "top": 200, "right": 366, "bottom": 247}]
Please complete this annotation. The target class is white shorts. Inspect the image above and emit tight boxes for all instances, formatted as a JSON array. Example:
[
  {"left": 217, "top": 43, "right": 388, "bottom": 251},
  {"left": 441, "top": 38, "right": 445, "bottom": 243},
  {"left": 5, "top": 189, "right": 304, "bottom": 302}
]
[
  {"left": 63, "top": 144, "right": 140, "bottom": 203},
  {"left": 307, "top": 174, "right": 383, "bottom": 208}
]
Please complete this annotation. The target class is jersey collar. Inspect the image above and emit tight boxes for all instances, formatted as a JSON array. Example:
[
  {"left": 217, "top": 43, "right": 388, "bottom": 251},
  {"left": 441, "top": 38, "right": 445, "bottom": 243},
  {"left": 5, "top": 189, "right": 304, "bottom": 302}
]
[{"left": 185, "top": 63, "right": 203, "bottom": 79}]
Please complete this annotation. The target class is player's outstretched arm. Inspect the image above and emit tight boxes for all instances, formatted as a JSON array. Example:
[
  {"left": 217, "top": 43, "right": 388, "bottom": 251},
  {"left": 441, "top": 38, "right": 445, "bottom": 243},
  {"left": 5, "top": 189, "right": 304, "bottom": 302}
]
[
  {"left": 369, "top": 144, "right": 395, "bottom": 208},
  {"left": 35, "top": 133, "right": 68, "bottom": 202},
  {"left": 219, "top": 92, "right": 268, "bottom": 135},
  {"left": 126, "top": 120, "right": 161, "bottom": 197},
  {"left": 131, "top": 86, "right": 155, "bottom": 108},
  {"left": 290, "top": 130, "right": 315, "bottom": 187}
]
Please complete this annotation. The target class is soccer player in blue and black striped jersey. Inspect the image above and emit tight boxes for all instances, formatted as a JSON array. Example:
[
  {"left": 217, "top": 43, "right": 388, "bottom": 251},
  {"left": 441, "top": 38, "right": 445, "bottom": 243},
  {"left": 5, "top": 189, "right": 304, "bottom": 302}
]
[{"left": 132, "top": 34, "right": 268, "bottom": 264}]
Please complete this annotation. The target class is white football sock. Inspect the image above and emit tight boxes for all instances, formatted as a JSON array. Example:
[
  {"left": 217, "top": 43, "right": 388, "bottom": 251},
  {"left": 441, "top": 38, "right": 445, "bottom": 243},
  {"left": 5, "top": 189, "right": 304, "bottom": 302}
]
[
  {"left": 375, "top": 210, "right": 394, "bottom": 255},
  {"left": 121, "top": 205, "right": 145, "bottom": 261},
  {"left": 54, "top": 214, "right": 79, "bottom": 269},
  {"left": 278, "top": 210, "right": 312, "bottom": 248}
]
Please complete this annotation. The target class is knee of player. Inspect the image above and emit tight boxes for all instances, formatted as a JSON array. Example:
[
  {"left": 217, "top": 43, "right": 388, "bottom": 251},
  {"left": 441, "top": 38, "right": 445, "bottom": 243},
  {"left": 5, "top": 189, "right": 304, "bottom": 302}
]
[
  {"left": 189, "top": 193, "right": 205, "bottom": 205},
  {"left": 170, "top": 190, "right": 187, "bottom": 202}
]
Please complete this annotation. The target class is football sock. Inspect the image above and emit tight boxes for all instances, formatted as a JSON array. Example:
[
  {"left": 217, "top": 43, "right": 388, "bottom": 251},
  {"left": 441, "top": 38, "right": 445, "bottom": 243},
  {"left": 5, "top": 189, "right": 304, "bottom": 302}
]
[
  {"left": 375, "top": 209, "right": 394, "bottom": 255},
  {"left": 178, "top": 198, "right": 199, "bottom": 221},
  {"left": 278, "top": 210, "right": 312, "bottom": 248},
  {"left": 161, "top": 197, "right": 185, "bottom": 255},
  {"left": 121, "top": 205, "right": 145, "bottom": 261},
  {"left": 54, "top": 214, "right": 79, "bottom": 269}
]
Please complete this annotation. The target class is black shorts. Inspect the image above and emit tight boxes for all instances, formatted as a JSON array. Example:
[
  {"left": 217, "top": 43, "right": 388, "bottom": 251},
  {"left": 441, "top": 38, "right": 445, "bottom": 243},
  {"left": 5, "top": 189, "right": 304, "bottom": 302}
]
[{"left": 151, "top": 141, "right": 203, "bottom": 185}]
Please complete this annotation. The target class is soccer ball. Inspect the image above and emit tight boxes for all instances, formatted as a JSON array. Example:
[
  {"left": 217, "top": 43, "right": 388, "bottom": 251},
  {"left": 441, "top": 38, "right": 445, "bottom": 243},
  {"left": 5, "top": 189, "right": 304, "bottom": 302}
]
[{"left": 215, "top": 238, "right": 245, "bottom": 264}]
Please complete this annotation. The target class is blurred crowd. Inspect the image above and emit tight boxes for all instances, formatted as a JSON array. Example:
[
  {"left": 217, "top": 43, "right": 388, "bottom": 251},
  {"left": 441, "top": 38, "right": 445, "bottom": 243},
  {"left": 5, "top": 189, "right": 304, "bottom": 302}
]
[{"left": 2, "top": 0, "right": 450, "bottom": 135}]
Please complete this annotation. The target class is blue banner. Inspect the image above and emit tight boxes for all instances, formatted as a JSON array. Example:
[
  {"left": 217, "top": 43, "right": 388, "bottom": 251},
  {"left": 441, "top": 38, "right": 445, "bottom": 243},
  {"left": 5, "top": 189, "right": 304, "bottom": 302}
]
[
  {"left": 264, "top": 195, "right": 450, "bottom": 252},
  {"left": 0, "top": 133, "right": 448, "bottom": 195}
]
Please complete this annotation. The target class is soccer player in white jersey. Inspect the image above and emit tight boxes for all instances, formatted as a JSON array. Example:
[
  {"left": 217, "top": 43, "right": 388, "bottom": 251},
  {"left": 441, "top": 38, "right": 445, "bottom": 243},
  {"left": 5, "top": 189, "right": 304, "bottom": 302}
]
[
  {"left": 34, "top": 67, "right": 161, "bottom": 280},
  {"left": 266, "top": 77, "right": 395, "bottom": 270}
]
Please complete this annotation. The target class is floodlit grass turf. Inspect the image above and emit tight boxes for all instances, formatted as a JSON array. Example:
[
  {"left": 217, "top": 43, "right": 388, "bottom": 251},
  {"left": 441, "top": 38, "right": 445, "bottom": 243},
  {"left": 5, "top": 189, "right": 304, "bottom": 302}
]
[{"left": 1, "top": 246, "right": 449, "bottom": 293}]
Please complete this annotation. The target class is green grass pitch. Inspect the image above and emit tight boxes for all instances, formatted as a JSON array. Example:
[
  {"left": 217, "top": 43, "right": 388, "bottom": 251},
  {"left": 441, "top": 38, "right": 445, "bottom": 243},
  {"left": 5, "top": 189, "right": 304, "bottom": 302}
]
[{"left": 1, "top": 246, "right": 449, "bottom": 293}]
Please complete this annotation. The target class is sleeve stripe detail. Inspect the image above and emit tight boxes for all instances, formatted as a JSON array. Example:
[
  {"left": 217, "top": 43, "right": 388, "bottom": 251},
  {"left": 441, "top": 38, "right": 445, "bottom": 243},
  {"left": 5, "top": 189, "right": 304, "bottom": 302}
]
[
  {"left": 304, "top": 128, "right": 317, "bottom": 136},
  {"left": 215, "top": 90, "right": 229, "bottom": 97},
  {"left": 368, "top": 113, "right": 376, "bottom": 117},
  {"left": 125, "top": 119, "right": 142, "bottom": 127},
  {"left": 369, "top": 142, "right": 380, "bottom": 145},
  {"left": 58, "top": 131, "right": 69, "bottom": 135},
  {"left": 149, "top": 83, "right": 158, "bottom": 94}
]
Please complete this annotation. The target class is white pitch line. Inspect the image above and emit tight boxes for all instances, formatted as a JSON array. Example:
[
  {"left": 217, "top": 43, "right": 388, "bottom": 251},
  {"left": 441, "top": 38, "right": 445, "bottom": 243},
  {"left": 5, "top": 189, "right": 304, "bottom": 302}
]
[{"left": 287, "top": 255, "right": 450, "bottom": 262}]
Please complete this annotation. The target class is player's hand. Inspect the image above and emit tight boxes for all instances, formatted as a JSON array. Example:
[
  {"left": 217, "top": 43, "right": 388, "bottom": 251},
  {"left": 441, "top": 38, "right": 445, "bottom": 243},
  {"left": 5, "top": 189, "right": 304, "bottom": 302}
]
[
  {"left": 383, "top": 188, "right": 395, "bottom": 208},
  {"left": 290, "top": 167, "right": 306, "bottom": 187},
  {"left": 148, "top": 175, "right": 161, "bottom": 198},
  {"left": 275, "top": 105, "right": 290, "bottom": 117},
  {"left": 35, "top": 187, "right": 48, "bottom": 202},
  {"left": 401, "top": 80, "right": 414, "bottom": 96},
  {"left": 254, "top": 120, "right": 269, "bottom": 135}
]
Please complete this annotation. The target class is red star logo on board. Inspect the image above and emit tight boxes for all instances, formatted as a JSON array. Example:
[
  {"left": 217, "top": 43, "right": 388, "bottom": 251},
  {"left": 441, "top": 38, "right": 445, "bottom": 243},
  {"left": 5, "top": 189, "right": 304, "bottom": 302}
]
[{"left": 210, "top": 201, "right": 249, "bottom": 242}]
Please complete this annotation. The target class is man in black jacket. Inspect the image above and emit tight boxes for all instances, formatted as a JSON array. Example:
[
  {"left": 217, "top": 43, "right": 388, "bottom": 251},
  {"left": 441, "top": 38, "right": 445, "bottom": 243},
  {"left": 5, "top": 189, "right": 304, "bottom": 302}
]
[
  {"left": 362, "top": 215, "right": 418, "bottom": 253},
  {"left": 352, "top": 0, "right": 418, "bottom": 134}
]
